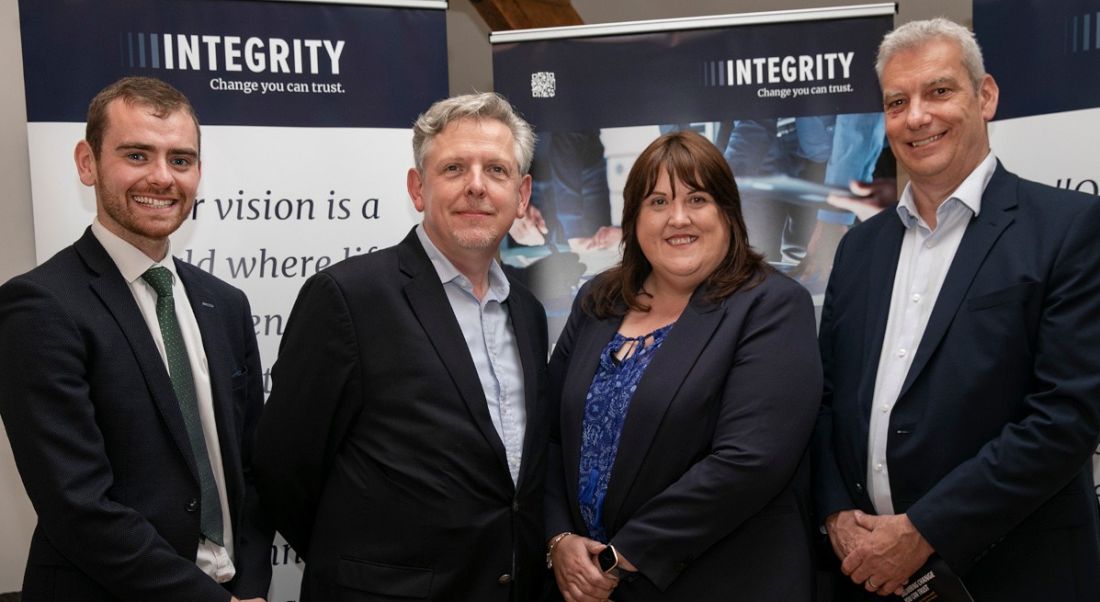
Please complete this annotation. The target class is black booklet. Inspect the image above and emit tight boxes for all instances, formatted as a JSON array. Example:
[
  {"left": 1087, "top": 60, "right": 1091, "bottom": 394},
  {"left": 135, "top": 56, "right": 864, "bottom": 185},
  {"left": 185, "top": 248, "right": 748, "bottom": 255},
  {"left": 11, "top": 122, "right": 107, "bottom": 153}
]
[{"left": 901, "top": 556, "right": 973, "bottom": 602}]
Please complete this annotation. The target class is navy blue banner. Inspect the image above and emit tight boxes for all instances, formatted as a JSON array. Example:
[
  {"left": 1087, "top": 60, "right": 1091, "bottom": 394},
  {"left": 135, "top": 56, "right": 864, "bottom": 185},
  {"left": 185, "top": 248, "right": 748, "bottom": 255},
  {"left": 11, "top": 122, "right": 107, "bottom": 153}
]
[
  {"left": 493, "top": 16, "right": 891, "bottom": 131},
  {"left": 19, "top": 0, "right": 447, "bottom": 128},
  {"left": 975, "top": 0, "right": 1100, "bottom": 119}
]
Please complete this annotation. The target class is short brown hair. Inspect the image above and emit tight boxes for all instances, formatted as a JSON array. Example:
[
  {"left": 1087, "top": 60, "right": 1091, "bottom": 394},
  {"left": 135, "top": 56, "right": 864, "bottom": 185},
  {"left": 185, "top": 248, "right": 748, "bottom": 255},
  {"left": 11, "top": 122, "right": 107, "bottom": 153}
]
[
  {"left": 585, "top": 130, "right": 767, "bottom": 318},
  {"left": 85, "top": 76, "right": 200, "bottom": 158}
]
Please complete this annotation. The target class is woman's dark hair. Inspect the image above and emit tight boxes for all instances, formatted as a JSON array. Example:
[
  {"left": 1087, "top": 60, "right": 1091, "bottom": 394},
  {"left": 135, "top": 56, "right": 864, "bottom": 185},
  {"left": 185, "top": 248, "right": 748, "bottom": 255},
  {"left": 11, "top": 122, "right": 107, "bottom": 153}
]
[{"left": 585, "top": 130, "right": 767, "bottom": 318}]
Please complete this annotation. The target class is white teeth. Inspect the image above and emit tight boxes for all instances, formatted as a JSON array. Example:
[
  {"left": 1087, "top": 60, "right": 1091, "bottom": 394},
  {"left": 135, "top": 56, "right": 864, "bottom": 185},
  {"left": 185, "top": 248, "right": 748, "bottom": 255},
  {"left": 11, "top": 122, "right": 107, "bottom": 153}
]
[
  {"left": 133, "top": 196, "right": 174, "bottom": 208},
  {"left": 667, "top": 236, "right": 697, "bottom": 245},
  {"left": 911, "top": 133, "right": 944, "bottom": 148}
]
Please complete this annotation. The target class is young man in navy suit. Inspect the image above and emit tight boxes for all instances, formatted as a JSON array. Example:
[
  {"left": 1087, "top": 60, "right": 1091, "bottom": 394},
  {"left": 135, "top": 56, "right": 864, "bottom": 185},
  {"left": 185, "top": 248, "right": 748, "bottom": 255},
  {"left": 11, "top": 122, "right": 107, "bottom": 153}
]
[
  {"left": 815, "top": 18, "right": 1100, "bottom": 600},
  {"left": 0, "top": 77, "right": 270, "bottom": 601}
]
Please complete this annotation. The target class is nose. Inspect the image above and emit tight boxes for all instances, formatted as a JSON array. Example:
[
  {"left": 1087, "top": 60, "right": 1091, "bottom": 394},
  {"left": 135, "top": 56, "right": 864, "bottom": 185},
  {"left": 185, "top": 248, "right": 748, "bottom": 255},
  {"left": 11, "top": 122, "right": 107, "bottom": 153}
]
[
  {"left": 146, "top": 157, "right": 174, "bottom": 189},
  {"left": 669, "top": 199, "right": 691, "bottom": 226},
  {"left": 465, "top": 169, "right": 486, "bottom": 198},
  {"left": 905, "top": 99, "right": 932, "bottom": 130}
]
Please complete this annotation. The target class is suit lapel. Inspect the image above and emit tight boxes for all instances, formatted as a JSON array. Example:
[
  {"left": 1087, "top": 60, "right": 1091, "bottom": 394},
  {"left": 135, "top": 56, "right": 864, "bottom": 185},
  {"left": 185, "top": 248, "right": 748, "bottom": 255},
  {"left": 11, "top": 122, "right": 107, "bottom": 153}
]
[
  {"left": 506, "top": 288, "right": 543, "bottom": 489},
  {"left": 398, "top": 232, "right": 511, "bottom": 478},
  {"left": 602, "top": 293, "right": 725, "bottom": 531},
  {"left": 178, "top": 263, "right": 243, "bottom": 507},
  {"left": 859, "top": 218, "right": 905, "bottom": 416},
  {"left": 75, "top": 230, "right": 199, "bottom": 483},
  {"left": 898, "top": 165, "right": 1017, "bottom": 399}
]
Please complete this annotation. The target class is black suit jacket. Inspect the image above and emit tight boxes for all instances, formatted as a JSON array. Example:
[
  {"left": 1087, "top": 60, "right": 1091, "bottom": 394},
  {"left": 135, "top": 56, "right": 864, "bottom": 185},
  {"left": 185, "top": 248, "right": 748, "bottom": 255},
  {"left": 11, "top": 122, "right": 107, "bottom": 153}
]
[
  {"left": 546, "top": 271, "right": 822, "bottom": 600},
  {"left": 0, "top": 228, "right": 270, "bottom": 601},
  {"left": 815, "top": 164, "right": 1100, "bottom": 600},
  {"left": 254, "top": 229, "right": 549, "bottom": 601}
]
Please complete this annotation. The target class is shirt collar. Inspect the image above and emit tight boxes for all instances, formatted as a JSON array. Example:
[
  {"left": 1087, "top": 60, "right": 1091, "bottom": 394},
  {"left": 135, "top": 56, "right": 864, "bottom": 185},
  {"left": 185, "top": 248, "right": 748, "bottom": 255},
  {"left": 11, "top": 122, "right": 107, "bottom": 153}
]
[
  {"left": 415, "top": 224, "right": 510, "bottom": 302},
  {"left": 895, "top": 152, "right": 997, "bottom": 229},
  {"left": 90, "top": 218, "right": 178, "bottom": 285}
]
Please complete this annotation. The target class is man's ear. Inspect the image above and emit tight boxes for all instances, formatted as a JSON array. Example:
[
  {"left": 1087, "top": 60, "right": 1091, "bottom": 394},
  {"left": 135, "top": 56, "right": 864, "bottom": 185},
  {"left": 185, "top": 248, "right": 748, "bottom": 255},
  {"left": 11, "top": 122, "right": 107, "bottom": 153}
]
[
  {"left": 979, "top": 73, "right": 1000, "bottom": 122},
  {"left": 407, "top": 167, "right": 426, "bottom": 212},
  {"left": 516, "top": 173, "right": 532, "bottom": 218},
  {"left": 74, "top": 140, "right": 97, "bottom": 187}
]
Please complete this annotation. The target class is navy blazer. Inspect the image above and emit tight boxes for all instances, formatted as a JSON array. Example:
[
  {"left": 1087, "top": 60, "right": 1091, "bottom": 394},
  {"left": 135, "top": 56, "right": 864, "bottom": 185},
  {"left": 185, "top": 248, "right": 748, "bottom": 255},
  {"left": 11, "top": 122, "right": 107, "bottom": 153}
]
[
  {"left": 815, "top": 163, "right": 1100, "bottom": 600},
  {"left": 0, "top": 228, "right": 270, "bottom": 601},
  {"left": 546, "top": 270, "right": 822, "bottom": 601},
  {"left": 254, "top": 228, "right": 549, "bottom": 601}
]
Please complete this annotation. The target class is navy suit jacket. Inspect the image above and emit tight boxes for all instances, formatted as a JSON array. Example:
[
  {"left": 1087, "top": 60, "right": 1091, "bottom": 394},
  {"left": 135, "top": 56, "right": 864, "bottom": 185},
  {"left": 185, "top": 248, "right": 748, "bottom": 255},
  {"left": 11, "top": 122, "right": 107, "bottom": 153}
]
[
  {"left": 546, "top": 271, "right": 822, "bottom": 601},
  {"left": 0, "top": 228, "right": 270, "bottom": 601},
  {"left": 815, "top": 164, "right": 1100, "bottom": 600},
  {"left": 253, "top": 229, "right": 549, "bottom": 601}
]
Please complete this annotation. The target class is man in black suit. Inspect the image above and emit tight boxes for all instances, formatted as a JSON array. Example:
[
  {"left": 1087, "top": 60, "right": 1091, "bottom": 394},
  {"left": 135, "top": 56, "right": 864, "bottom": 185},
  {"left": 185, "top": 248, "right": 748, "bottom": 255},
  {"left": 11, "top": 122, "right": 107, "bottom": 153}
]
[
  {"left": 815, "top": 18, "right": 1100, "bottom": 600},
  {"left": 254, "top": 92, "right": 549, "bottom": 601},
  {"left": 0, "top": 77, "right": 270, "bottom": 600}
]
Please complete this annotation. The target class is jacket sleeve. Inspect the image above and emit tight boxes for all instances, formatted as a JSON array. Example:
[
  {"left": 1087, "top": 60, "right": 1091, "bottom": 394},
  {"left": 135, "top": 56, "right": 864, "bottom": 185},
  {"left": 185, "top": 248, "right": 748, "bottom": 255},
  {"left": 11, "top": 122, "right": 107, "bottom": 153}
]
[
  {"left": 252, "top": 272, "right": 364, "bottom": 558},
  {"left": 812, "top": 232, "right": 860, "bottom": 522},
  {"left": 0, "top": 277, "right": 232, "bottom": 602},
  {"left": 228, "top": 287, "right": 274, "bottom": 598},
  {"left": 544, "top": 287, "right": 590, "bottom": 541}
]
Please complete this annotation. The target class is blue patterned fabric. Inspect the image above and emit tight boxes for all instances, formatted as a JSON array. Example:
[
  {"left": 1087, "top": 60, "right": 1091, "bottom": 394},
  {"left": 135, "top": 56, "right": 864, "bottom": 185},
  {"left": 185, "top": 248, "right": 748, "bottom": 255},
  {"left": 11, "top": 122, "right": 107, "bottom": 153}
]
[{"left": 578, "top": 323, "right": 673, "bottom": 542}]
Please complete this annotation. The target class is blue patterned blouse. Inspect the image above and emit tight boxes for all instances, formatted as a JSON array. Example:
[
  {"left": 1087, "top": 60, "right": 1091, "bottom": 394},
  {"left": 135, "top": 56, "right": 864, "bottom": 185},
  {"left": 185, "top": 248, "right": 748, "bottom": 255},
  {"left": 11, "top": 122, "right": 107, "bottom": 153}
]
[{"left": 577, "top": 323, "right": 674, "bottom": 543}]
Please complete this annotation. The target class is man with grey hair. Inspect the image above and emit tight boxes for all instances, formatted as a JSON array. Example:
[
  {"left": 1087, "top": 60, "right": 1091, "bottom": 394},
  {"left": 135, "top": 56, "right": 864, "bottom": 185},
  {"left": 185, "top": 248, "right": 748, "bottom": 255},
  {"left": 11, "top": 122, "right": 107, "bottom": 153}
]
[
  {"left": 254, "top": 92, "right": 549, "bottom": 601},
  {"left": 815, "top": 17, "right": 1100, "bottom": 600}
]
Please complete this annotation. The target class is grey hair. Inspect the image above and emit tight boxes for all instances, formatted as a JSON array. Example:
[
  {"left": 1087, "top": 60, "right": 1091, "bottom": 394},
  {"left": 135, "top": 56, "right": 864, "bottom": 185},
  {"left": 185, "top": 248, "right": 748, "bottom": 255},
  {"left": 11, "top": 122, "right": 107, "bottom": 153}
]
[
  {"left": 876, "top": 18, "right": 986, "bottom": 89},
  {"left": 411, "top": 92, "right": 536, "bottom": 175}
]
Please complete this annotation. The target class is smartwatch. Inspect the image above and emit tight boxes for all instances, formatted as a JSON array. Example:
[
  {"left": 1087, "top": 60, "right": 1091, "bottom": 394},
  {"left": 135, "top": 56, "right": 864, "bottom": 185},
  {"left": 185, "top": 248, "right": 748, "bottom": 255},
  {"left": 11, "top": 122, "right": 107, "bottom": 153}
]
[{"left": 598, "top": 544, "right": 620, "bottom": 575}]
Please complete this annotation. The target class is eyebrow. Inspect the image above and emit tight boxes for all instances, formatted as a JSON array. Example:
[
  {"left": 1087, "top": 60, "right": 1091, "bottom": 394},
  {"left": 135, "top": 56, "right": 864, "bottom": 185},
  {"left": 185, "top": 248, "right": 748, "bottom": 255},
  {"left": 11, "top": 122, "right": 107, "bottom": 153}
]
[
  {"left": 883, "top": 75, "right": 964, "bottom": 99},
  {"left": 115, "top": 142, "right": 199, "bottom": 158},
  {"left": 924, "top": 76, "right": 959, "bottom": 88}
]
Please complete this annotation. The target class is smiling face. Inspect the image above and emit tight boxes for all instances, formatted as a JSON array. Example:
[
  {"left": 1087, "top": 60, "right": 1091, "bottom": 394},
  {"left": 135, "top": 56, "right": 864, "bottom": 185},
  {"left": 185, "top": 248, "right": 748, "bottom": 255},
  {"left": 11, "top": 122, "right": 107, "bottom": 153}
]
[
  {"left": 636, "top": 169, "right": 731, "bottom": 294},
  {"left": 881, "top": 37, "right": 999, "bottom": 200},
  {"left": 407, "top": 117, "right": 531, "bottom": 267},
  {"left": 75, "top": 99, "right": 201, "bottom": 261}
]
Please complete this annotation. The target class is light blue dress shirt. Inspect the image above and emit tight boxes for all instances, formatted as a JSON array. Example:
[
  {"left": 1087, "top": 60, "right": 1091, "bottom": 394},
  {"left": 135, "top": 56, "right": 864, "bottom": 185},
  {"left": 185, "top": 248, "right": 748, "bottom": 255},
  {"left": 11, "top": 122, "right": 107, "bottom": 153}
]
[{"left": 416, "top": 225, "right": 527, "bottom": 484}]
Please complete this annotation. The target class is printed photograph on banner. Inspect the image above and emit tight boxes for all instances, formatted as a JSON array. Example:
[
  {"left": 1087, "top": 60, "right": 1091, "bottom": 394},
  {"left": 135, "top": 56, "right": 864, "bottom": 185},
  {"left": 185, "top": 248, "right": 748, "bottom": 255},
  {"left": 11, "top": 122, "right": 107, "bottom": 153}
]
[
  {"left": 500, "top": 115, "right": 895, "bottom": 342},
  {"left": 492, "top": 12, "right": 896, "bottom": 343}
]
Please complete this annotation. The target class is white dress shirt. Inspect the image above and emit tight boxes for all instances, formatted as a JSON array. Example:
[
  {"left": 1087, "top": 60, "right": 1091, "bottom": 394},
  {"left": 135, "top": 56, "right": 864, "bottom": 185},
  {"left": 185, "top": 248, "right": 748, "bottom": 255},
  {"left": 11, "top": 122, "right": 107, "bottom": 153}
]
[
  {"left": 866, "top": 153, "right": 997, "bottom": 515},
  {"left": 91, "top": 219, "right": 236, "bottom": 582},
  {"left": 416, "top": 225, "right": 527, "bottom": 484}
]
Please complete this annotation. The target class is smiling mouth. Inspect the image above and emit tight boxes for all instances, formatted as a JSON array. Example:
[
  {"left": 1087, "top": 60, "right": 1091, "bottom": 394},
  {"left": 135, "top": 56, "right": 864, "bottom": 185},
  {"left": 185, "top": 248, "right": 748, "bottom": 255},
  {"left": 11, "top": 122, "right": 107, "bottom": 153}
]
[
  {"left": 910, "top": 133, "right": 944, "bottom": 148},
  {"left": 667, "top": 235, "right": 698, "bottom": 246},
  {"left": 133, "top": 195, "right": 176, "bottom": 208}
]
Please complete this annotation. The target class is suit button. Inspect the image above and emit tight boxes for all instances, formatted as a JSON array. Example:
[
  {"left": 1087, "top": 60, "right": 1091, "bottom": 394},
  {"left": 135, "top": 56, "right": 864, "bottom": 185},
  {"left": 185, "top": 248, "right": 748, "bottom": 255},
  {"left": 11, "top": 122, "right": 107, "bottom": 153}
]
[
  {"left": 855, "top": 482, "right": 864, "bottom": 492},
  {"left": 185, "top": 498, "right": 199, "bottom": 513},
  {"left": 512, "top": 500, "right": 520, "bottom": 512},
  {"left": 498, "top": 573, "right": 511, "bottom": 584}
]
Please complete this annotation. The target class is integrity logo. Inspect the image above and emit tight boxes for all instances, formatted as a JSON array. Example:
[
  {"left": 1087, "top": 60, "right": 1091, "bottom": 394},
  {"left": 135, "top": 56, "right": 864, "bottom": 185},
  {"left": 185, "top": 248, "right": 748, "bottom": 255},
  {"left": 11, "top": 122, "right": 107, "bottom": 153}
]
[
  {"left": 122, "top": 32, "right": 345, "bottom": 75},
  {"left": 704, "top": 52, "right": 855, "bottom": 87}
]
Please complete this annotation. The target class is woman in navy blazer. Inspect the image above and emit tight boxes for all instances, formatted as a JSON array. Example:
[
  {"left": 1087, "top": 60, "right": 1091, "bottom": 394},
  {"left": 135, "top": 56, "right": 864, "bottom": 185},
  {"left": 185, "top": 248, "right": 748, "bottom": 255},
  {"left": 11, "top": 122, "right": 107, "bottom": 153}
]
[{"left": 545, "top": 131, "right": 822, "bottom": 601}]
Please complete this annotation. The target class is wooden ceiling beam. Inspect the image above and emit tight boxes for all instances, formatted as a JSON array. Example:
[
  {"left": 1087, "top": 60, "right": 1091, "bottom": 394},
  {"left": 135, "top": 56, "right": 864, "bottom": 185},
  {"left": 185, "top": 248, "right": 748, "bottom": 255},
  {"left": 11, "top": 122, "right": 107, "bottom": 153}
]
[{"left": 470, "top": 0, "right": 583, "bottom": 31}]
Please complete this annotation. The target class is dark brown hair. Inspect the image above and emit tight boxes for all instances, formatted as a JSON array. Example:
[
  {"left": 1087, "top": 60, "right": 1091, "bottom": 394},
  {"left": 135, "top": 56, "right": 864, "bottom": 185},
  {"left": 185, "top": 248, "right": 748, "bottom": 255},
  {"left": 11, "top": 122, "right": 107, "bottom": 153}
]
[
  {"left": 85, "top": 76, "right": 200, "bottom": 158},
  {"left": 585, "top": 130, "right": 767, "bottom": 318}
]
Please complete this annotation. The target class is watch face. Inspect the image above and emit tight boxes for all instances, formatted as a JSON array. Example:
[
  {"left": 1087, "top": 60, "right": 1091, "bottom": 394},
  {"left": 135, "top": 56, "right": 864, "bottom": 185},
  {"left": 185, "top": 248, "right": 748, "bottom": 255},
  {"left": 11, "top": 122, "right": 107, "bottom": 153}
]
[{"left": 598, "top": 545, "right": 619, "bottom": 573}]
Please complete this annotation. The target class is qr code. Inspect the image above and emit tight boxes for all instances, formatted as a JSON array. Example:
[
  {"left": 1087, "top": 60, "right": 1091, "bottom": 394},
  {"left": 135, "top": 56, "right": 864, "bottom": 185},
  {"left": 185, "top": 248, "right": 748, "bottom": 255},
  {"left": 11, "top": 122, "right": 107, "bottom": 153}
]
[{"left": 531, "top": 72, "right": 556, "bottom": 98}]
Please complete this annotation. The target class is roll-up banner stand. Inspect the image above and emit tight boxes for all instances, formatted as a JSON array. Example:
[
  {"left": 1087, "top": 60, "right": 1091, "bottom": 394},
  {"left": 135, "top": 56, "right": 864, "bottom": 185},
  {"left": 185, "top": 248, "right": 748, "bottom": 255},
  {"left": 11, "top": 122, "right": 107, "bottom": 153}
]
[
  {"left": 974, "top": 0, "right": 1100, "bottom": 505},
  {"left": 491, "top": 4, "right": 896, "bottom": 341},
  {"left": 18, "top": 0, "right": 448, "bottom": 597}
]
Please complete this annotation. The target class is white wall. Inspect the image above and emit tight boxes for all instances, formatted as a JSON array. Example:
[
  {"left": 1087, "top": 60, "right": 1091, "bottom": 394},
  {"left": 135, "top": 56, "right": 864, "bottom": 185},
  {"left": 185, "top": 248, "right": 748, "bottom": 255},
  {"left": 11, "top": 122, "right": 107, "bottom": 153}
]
[
  {"left": 0, "top": 0, "right": 971, "bottom": 593},
  {"left": 0, "top": 1, "right": 38, "bottom": 592}
]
